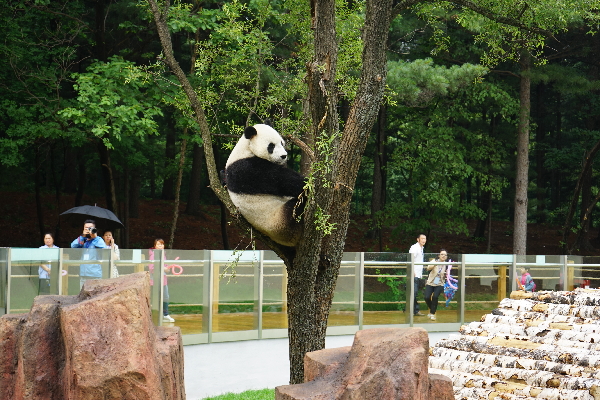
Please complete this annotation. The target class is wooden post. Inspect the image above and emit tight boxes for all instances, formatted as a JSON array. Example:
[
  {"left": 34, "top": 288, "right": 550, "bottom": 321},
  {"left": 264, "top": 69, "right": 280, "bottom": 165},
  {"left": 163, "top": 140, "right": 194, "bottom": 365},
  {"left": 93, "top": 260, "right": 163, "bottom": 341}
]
[
  {"left": 498, "top": 265, "right": 507, "bottom": 301},
  {"left": 135, "top": 254, "right": 145, "bottom": 273},
  {"left": 212, "top": 262, "right": 220, "bottom": 315},
  {"left": 567, "top": 260, "right": 575, "bottom": 290}
]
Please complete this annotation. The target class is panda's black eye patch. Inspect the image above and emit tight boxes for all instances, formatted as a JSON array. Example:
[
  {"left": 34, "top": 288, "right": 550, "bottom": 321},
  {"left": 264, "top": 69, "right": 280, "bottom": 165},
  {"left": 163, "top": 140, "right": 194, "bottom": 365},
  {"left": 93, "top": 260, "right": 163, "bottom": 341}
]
[{"left": 267, "top": 143, "right": 275, "bottom": 154}]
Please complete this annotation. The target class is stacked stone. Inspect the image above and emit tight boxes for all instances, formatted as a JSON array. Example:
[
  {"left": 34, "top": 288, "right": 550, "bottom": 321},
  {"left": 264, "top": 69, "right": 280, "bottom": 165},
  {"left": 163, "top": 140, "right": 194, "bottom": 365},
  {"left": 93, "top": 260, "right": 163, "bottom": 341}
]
[{"left": 430, "top": 288, "right": 600, "bottom": 400}]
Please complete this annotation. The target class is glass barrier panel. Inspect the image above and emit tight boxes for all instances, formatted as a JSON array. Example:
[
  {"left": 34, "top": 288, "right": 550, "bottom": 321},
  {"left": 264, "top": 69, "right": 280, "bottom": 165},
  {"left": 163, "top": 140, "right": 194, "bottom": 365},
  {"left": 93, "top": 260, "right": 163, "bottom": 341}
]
[
  {"left": 363, "top": 252, "right": 409, "bottom": 326},
  {"left": 329, "top": 252, "right": 360, "bottom": 327},
  {"left": 579, "top": 256, "right": 600, "bottom": 289},
  {"left": 262, "top": 251, "right": 287, "bottom": 330},
  {"left": 160, "top": 249, "right": 207, "bottom": 334},
  {"left": 0, "top": 248, "right": 7, "bottom": 315},
  {"left": 9, "top": 248, "right": 61, "bottom": 313},
  {"left": 61, "top": 248, "right": 111, "bottom": 295},
  {"left": 211, "top": 250, "right": 259, "bottom": 333},
  {"left": 463, "top": 254, "right": 512, "bottom": 323},
  {"left": 521, "top": 255, "right": 562, "bottom": 292}
]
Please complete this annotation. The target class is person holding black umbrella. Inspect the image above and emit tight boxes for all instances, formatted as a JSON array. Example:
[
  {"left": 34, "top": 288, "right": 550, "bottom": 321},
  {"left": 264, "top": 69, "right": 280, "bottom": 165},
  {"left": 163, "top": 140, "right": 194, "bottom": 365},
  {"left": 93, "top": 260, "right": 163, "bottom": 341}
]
[{"left": 71, "top": 219, "right": 108, "bottom": 288}]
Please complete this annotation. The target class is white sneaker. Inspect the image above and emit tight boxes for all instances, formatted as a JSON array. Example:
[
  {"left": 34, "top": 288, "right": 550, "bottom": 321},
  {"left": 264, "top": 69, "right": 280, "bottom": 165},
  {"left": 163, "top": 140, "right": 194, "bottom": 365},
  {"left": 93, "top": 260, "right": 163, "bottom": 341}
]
[
  {"left": 163, "top": 315, "right": 175, "bottom": 323},
  {"left": 427, "top": 313, "right": 434, "bottom": 319},
  {"left": 430, "top": 314, "right": 436, "bottom": 320}
]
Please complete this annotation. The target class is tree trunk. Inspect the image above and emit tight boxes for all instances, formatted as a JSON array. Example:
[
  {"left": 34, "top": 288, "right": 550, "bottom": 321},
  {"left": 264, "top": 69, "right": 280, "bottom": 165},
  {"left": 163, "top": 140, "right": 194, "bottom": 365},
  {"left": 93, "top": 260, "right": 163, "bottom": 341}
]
[
  {"left": 147, "top": 0, "right": 393, "bottom": 385},
  {"left": 75, "top": 153, "right": 85, "bottom": 207},
  {"left": 535, "top": 83, "right": 546, "bottom": 223},
  {"left": 486, "top": 194, "right": 493, "bottom": 253},
  {"left": 513, "top": 51, "right": 531, "bottom": 255},
  {"left": 63, "top": 146, "right": 77, "bottom": 193},
  {"left": 220, "top": 201, "right": 229, "bottom": 250},
  {"left": 98, "top": 141, "right": 118, "bottom": 213},
  {"left": 129, "top": 168, "right": 141, "bottom": 218},
  {"left": 369, "top": 105, "right": 387, "bottom": 246},
  {"left": 168, "top": 134, "right": 187, "bottom": 249},
  {"left": 287, "top": 0, "right": 392, "bottom": 384},
  {"left": 35, "top": 144, "right": 45, "bottom": 239},
  {"left": 123, "top": 164, "right": 130, "bottom": 248},
  {"left": 162, "top": 115, "right": 177, "bottom": 200},
  {"left": 185, "top": 142, "right": 204, "bottom": 216},
  {"left": 561, "top": 139, "right": 600, "bottom": 251},
  {"left": 580, "top": 161, "right": 593, "bottom": 245}
]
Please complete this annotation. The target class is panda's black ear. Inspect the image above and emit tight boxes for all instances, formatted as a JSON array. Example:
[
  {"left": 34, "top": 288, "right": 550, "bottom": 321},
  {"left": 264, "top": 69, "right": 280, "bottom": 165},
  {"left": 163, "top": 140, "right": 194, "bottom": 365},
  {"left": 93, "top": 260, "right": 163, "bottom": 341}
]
[
  {"left": 264, "top": 118, "right": 272, "bottom": 127},
  {"left": 244, "top": 126, "right": 257, "bottom": 140}
]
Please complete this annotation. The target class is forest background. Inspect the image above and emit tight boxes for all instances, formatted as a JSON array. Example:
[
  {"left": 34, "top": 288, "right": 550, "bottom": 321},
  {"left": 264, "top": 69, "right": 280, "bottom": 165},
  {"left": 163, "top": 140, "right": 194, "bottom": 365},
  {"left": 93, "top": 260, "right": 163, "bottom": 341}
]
[{"left": 2, "top": 0, "right": 600, "bottom": 256}]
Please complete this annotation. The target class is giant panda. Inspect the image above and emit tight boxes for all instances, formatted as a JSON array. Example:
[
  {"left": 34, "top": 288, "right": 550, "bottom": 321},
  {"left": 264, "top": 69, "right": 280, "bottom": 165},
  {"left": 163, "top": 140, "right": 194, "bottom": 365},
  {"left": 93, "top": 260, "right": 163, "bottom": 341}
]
[{"left": 225, "top": 123, "right": 306, "bottom": 247}]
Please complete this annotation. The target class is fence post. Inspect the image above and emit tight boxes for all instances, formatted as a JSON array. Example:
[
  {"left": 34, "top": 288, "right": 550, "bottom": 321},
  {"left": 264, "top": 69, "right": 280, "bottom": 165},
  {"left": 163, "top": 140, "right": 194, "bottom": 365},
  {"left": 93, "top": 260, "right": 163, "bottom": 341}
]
[
  {"left": 357, "top": 252, "right": 364, "bottom": 329},
  {"left": 408, "top": 252, "right": 414, "bottom": 326},
  {"left": 498, "top": 265, "right": 507, "bottom": 301},
  {"left": 6, "top": 248, "right": 11, "bottom": 315},
  {"left": 460, "top": 256, "right": 465, "bottom": 325},
  {"left": 256, "top": 251, "right": 264, "bottom": 339},
  {"left": 567, "top": 257, "right": 575, "bottom": 291},
  {"left": 57, "top": 248, "right": 63, "bottom": 295}
]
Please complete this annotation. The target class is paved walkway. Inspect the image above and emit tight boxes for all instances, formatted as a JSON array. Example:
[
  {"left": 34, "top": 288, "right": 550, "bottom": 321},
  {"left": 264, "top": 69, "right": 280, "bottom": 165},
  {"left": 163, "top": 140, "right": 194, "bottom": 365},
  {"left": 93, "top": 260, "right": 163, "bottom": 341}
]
[{"left": 183, "top": 331, "right": 454, "bottom": 400}]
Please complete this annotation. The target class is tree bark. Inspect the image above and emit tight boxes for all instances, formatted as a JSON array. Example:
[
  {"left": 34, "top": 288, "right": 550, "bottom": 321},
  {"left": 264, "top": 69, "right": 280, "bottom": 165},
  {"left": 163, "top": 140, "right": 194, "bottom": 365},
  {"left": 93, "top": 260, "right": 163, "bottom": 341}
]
[
  {"left": 513, "top": 51, "right": 531, "bottom": 255},
  {"left": 185, "top": 142, "right": 204, "bottom": 216},
  {"left": 161, "top": 115, "right": 177, "bottom": 200},
  {"left": 535, "top": 83, "right": 546, "bottom": 223},
  {"left": 168, "top": 135, "right": 187, "bottom": 249},
  {"left": 220, "top": 201, "right": 229, "bottom": 250},
  {"left": 98, "top": 141, "right": 118, "bottom": 213},
  {"left": 35, "top": 144, "right": 45, "bottom": 239},
  {"left": 561, "top": 139, "right": 600, "bottom": 251},
  {"left": 369, "top": 105, "right": 387, "bottom": 247},
  {"left": 75, "top": 153, "right": 85, "bottom": 207},
  {"left": 63, "top": 145, "right": 77, "bottom": 193},
  {"left": 129, "top": 168, "right": 141, "bottom": 218}
]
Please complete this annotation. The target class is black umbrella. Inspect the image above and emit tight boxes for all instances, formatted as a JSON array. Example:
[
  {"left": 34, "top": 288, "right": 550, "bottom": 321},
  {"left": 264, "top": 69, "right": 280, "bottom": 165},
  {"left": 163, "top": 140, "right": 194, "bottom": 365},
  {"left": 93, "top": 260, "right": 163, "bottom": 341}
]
[{"left": 60, "top": 205, "right": 125, "bottom": 231}]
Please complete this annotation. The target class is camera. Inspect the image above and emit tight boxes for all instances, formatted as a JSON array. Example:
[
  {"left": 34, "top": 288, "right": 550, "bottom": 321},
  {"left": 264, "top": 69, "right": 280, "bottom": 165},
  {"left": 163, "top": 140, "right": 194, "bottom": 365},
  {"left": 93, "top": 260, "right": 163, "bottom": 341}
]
[{"left": 88, "top": 227, "right": 97, "bottom": 234}]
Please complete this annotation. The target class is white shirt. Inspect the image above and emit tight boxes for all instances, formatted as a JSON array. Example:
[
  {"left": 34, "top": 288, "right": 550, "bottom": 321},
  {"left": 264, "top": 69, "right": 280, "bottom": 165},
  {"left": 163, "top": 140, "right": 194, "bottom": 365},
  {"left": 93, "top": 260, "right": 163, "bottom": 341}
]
[{"left": 409, "top": 242, "right": 424, "bottom": 278}]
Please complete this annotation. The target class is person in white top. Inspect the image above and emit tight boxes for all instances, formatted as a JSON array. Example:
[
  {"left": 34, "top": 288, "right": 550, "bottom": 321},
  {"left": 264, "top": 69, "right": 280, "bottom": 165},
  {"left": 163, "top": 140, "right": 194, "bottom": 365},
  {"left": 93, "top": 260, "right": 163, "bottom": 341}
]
[
  {"left": 103, "top": 230, "right": 120, "bottom": 278},
  {"left": 408, "top": 234, "right": 427, "bottom": 316},
  {"left": 39, "top": 233, "right": 59, "bottom": 294}
]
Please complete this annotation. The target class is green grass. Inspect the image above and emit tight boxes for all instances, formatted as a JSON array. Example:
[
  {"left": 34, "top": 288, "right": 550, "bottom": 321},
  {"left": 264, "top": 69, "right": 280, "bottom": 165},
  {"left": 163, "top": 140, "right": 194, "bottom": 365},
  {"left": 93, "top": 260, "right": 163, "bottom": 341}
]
[{"left": 200, "top": 388, "right": 274, "bottom": 400}]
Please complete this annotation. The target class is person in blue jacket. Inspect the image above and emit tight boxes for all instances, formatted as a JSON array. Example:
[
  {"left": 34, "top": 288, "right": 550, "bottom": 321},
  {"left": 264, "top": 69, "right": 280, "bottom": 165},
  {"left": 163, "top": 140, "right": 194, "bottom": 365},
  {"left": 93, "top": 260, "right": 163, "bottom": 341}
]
[{"left": 71, "top": 219, "right": 108, "bottom": 288}]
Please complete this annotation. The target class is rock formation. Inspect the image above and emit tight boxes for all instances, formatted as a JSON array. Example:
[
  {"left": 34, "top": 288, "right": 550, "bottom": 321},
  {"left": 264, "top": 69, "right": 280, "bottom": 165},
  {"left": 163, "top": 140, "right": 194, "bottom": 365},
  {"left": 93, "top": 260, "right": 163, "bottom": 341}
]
[
  {"left": 275, "top": 327, "right": 453, "bottom": 400},
  {"left": 0, "top": 272, "right": 185, "bottom": 400},
  {"left": 431, "top": 288, "right": 600, "bottom": 399}
]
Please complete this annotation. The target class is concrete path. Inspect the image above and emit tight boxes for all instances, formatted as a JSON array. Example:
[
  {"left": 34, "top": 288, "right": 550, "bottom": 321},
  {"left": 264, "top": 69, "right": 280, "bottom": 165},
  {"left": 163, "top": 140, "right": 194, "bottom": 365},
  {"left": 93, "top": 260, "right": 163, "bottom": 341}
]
[{"left": 183, "top": 331, "right": 454, "bottom": 400}]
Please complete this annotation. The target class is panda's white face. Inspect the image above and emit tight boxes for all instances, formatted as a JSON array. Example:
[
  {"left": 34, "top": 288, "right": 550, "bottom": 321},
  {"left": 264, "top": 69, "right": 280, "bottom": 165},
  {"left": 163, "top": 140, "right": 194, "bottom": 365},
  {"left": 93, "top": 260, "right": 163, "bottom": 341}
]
[{"left": 248, "top": 124, "right": 288, "bottom": 166}]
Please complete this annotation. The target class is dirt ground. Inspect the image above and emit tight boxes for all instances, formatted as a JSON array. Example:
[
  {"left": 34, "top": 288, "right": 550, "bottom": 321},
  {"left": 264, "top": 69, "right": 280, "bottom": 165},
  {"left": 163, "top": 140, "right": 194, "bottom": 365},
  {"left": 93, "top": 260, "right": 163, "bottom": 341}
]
[{"left": 0, "top": 191, "right": 591, "bottom": 255}]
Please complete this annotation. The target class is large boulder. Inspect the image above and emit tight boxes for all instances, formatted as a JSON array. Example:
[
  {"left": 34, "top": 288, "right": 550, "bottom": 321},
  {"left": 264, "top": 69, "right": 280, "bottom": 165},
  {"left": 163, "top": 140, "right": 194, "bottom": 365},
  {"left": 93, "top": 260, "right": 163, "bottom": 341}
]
[
  {"left": 276, "top": 327, "right": 453, "bottom": 400},
  {"left": 0, "top": 272, "right": 184, "bottom": 400}
]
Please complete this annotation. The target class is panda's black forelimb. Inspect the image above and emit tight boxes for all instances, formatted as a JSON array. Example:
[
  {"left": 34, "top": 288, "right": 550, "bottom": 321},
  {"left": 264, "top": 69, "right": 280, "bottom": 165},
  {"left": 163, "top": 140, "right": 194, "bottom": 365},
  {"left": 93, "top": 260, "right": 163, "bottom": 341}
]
[{"left": 226, "top": 157, "right": 306, "bottom": 198}]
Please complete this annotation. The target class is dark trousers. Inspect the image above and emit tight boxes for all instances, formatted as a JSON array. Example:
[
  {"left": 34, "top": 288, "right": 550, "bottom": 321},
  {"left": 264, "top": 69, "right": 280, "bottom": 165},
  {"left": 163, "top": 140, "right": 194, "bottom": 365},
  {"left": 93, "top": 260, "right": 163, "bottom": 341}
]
[
  {"left": 424, "top": 285, "right": 444, "bottom": 315},
  {"left": 413, "top": 277, "right": 421, "bottom": 315}
]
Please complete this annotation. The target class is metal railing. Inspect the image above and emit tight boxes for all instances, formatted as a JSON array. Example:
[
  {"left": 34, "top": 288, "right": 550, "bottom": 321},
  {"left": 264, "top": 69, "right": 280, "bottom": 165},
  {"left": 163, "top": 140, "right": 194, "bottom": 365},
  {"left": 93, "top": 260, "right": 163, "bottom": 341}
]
[{"left": 0, "top": 249, "right": 592, "bottom": 345}]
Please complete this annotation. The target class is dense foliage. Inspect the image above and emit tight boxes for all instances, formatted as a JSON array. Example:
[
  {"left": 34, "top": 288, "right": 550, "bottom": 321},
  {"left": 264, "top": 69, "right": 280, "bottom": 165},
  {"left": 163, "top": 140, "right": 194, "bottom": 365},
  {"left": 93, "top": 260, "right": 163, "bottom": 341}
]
[{"left": 2, "top": 0, "right": 600, "bottom": 253}]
